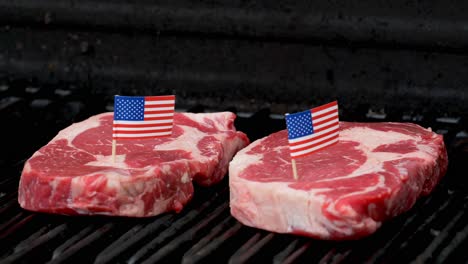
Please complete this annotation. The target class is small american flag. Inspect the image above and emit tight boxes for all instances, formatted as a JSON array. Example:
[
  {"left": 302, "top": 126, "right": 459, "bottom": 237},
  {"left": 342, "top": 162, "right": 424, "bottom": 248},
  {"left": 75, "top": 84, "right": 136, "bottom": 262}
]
[
  {"left": 285, "top": 101, "right": 339, "bottom": 158},
  {"left": 113, "top": 95, "right": 175, "bottom": 140}
]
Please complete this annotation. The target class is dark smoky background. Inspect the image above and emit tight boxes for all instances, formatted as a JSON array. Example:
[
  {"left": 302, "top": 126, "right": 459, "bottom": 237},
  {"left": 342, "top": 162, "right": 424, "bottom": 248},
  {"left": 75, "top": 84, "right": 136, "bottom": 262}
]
[
  {"left": 1, "top": 0, "right": 467, "bottom": 157},
  {"left": 1, "top": 1, "right": 467, "bottom": 114},
  {"left": 1, "top": 0, "right": 467, "bottom": 170},
  {"left": 1, "top": 1, "right": 468, "bottom": 263}
]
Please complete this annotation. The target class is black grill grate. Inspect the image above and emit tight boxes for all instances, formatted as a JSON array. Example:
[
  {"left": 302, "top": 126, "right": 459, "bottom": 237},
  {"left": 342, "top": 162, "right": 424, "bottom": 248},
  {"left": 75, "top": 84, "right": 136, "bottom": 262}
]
[{"left": 0, "top": 81, "right": 467, "bottom": 264}]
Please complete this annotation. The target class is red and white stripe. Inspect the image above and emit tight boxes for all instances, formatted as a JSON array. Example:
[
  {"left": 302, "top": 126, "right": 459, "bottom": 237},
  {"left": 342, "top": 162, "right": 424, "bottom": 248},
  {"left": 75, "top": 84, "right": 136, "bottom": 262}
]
[
  {"left": 113, "top": 95, "right": 175, "bottom": 139},
  {"left": 289, "top": 101, "right": 339, "bottom": 158}
]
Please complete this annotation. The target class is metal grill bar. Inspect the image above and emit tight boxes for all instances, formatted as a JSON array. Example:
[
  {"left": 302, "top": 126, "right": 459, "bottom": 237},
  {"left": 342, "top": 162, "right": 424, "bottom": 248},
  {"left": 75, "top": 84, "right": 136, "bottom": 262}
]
[
  {"left": 0, "top": 198, "right": 18, "bottom": 215},
  {"left": 0, "top": 133, "right": 465, "bottom": 264},
  {"left": 93, "top": 224, "right": 145, "bottom": 264},
  {"left": 53, "top": 225, "right": 96, "bottom": 260},
  {"left": 49, "top": 223, "right": 115, "bottom": 264},
  {"left": 412, "top": 208, "right": 467, "bottom": 263},
  {"left": 229, "top": 232, "right": 275, "bottom": 264},
  {"left": 3, "top": 224, "right": 67, "bottom": 263},
  {"left": 182, "top": 216, "right": 236, "bottom": 262},
  {"left": 328, "top": 249, "right": 352, "bottom": 264},
  {"left": 183, "top": 222, "right": 244, "bottom": 264},
  {"left": 400, "top": 195, "right": 458, "bottom": 250},
  {"left": 0, "top": 213, "right": 34, "bottom": 240},
  {"left": 128, "top": 190, "right": 228, "bottom": 264},
  {"left": 142, "top": 202, "right": 229, "bottom": 263},
  {"left": 94, "top": 215, "right": 173, "bottom": 264},
  {"left": 273, "top": 239, "right": 312, "bottom": 264},
  {"left": 435, "top": 220, "right": 468, "bottom": 263},
  {"left": 318, "top": 248, "right": 338, "bottom": 264},
  {"left": 0, "top": 82, "right": 466, "bottom": 264},
  {"left": 0, "top": 177, "right": 17, "bottom": 192},
  {"left": 13, "top": 226, "right": 49, "bottom": 252},
  {"left": 272, "top": 239, "right": 301, "bottom": 264},
  {"left": 366, "top": 194, "right": 452, "bottom": 262}
]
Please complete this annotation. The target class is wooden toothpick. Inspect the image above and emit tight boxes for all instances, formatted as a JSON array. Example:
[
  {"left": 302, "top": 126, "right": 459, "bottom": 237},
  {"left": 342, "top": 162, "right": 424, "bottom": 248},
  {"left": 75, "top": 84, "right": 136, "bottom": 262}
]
[
  {"left": 112, "top": 139, "right": 117, "bottom": 163},
  {"left": 291, "top": 159, "right": 298, "bottom": 180}
]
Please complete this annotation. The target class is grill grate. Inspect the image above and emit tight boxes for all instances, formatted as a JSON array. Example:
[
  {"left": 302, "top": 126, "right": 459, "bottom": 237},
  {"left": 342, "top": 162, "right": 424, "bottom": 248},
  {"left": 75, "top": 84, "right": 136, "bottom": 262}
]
[{"left": 0, "top": 81, "right": 467, "bottom": 263}]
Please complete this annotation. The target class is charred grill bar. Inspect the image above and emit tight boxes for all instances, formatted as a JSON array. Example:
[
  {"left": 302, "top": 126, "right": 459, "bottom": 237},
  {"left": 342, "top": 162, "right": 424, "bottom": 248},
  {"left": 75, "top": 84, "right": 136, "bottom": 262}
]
[{"left": 1, "top": 1, "right": 468, "bottom": 263}]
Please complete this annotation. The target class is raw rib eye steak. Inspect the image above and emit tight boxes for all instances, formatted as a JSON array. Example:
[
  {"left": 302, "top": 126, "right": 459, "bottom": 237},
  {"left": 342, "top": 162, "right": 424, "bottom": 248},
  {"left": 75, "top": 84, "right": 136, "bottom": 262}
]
[
  {"left": 19, "top": 112, "right": 249, "bottom": 217},
  {"left": 229, "top": 122, "right": 448, "bottom": 240}
]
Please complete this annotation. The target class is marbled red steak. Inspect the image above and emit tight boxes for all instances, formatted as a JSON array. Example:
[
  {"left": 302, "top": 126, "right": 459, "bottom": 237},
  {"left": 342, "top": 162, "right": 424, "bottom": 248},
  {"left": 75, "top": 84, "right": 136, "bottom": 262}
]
[
  {"left": 19, "top": 112, "right": 249, "bottom": 217},
  {"left": 229, "top": 122, "right": 447, "bottom": 240}
]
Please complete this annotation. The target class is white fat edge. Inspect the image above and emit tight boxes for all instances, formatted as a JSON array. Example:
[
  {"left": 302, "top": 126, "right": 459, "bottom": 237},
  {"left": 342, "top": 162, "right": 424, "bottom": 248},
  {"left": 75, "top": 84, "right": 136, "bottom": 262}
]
[
  {"left": 154, "top": 125, "right": 206, "bottom": 160},
  {"left": 231, "top": 170, "right": 378, "bottom": 236},
  {"left": 316, "top": 125, "right": 437, "bottom": 183},
  {"left": 70, "top": 168, "right": 132, "bottom": 199},
  {"left": 27, "top": 150, "right": 45, "bottom": 159},
  {"left": 152, "top": 163, "right": 191, "bottom": 188},
  {"left": 149, "top": 195, "right": 177, "bottom": 215},
  {"left": 323, "top": 174, "right": 387, "bottom": 224},
  {"left": 229, "top": 133, "right": 347, "bottom": 235},
  {"left": 315, "top": 126, "right": 435, "bottom": 219},
  {"left": 314, "top": 155, "right": 385, "bottom": 183},
  {"left": 137, "top": 174, "right": 167, "bottom": 200},
  {"left": 105, "top": 170, "right": 133, "bottom": 189},
  {"left": 387, "top": 122, "right": 432, "bottom": 134},
  {"left": 180, "top": 112, "right": 234, "bottom": 131},
  {"left": 120, "top": 174, "right": 154, "bottom": 197},
  {"left": 416, "top": 143, "right": 441, "bottom": 160},
  {"left": 73, "top": 208, "right": 92, "bottom": 215},
  {"left": 52, "top": 113, "right": 108, "bottom": 148},
  {"left": 181, "top": 172, "right": 190, "bottom": 183},
  {"left": 85, "top": 155, "right": 167, "bottom": 196},
  {"left": 202, "top": 132, "right": 233, "bottom": 157},
  {"left": 334, "top": 174, "right": 386, "bottom": 206},
  {"left": 229, "top": 151, "right": 263, "bottom": 178},
  {"left": 151, "top": 123, "right": 237, "bottom": 166},
  {"left": 231, "top": 176, "right": 335, "bottom": 237},
  {"left": 85, "top": 136, "right": 194, "bottom": 188},
  {"left": 119, "top": 199, "right": 145, "bottom": 216},
  {"left": 214, "top": 131, "right": 246, "bottom": 156},
  {"left": 85, "top": 154, "right": 128, "bottom": 168},
  {"left": 233, "top": 133, "right": 270, "bottom": 156},
  {"left": 339, "top": 155, "right": 364, "bottom": 167},
  {"left": 301, "top": 185, "right": 345, "bottom": 235},
  {"left": 21, "top": 162, "right": 32, "bottom": 174},
  {"left": 48, "top": 178, "right": 60, "bottom": 204},
  {"left": 84, "top": 154, "right": 142, "bottom": 196},
  {"left": 232, "top": 125, "right": 440, "bottom": 236},
  {"left": 315, "top": 150, "right": 419, "bottom": 183},
  {"left": 229, "top": 134, "right": 274, "bottom": 175},
  {"left": 70, "top": 176, "right": 87, "bottom": 199},
  {"left": 319, "top": 126, "right": 439, "bottom": 221},
  {"left": 317, "top": 150, "right": 434, "bottom": 223},
  {"left": 160, "top": 164, "right": 172, "bottom": 174},
  {"left": 124, "top": 180, "right": 146, "bottom": 196},
  {"left": 24, "top": 114, "right": 109, "bottom": 163},
  {"left": 340, "top": 126, "right": 416, "bottom": 151},
  {"left": 158, "top": 164, "right": 175, "bottom": 188},
  {"left": 396, "top": 165, "right": 409, "bottom": 180}
]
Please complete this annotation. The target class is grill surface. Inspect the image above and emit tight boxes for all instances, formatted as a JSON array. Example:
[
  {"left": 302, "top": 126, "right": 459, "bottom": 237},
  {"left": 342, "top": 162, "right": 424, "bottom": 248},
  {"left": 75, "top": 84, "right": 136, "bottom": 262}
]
[
  {"left": 0, "top": 84, "right": 467, "bottom": 263},
  {"left": 1, "top": 1, "right": 468, "bottom": 263}
]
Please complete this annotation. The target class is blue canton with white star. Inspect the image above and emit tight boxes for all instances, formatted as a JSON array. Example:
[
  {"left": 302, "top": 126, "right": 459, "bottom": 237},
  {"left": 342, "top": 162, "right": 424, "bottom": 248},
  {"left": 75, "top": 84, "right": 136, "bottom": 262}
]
[
  {"left": 285, "top": 110, "right": 314, "bottom": 139},
  {"left": 114, "top": 96, "right": 145, "bottom": 121}
]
